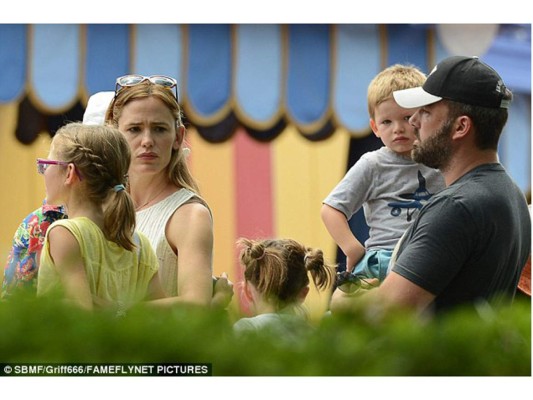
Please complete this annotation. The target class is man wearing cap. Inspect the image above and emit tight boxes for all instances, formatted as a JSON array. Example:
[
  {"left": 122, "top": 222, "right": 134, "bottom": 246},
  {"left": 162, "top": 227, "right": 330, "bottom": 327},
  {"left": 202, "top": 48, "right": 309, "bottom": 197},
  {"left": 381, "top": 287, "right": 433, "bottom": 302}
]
[{"left": 331, "top": 56, "right": 531, "bottom": 315}]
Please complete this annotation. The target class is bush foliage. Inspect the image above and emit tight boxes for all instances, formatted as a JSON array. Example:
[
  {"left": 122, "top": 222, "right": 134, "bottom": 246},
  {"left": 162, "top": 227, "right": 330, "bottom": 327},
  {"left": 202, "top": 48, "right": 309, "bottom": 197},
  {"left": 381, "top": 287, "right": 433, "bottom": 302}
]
[{"left": 0, "top": 294, "right": 530, "bottom": 376}]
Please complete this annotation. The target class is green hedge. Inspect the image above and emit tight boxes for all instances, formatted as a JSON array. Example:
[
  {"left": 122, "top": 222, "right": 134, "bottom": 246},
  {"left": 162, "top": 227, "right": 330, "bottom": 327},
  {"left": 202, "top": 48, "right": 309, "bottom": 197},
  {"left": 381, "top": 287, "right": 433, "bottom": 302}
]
[{"left": 0, "top": 294, "right": 530, "bottom": 376}]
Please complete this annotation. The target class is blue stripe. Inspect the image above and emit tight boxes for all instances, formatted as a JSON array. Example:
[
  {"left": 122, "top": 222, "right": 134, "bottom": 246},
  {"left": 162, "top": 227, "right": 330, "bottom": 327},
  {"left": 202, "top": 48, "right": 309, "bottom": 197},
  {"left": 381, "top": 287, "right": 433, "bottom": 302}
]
[
  {"left": 186, "top": 24, "right": 231, "bottom": 117},
  {"left": 0, "top": 24, "right": 26, "bottom": 102},
  {"left": 30, "top": 25, "right": 80, "bottom": 110},
  {"left": 133, "top": 24, "right": 183, "bottom": 96},
  {"left": 499, "top": 93, "right": 531, "bottom": 192},
  {"left": 287, "top": 24, "right": 330, "bottom": 125},
  {"left": 334, "top": 24, "right": 381, "bottom": 133},
  {"left": 386, "top": 24, "right": 428, "bottom": 71},
  {"left": 85, "top": 24, "right": 130, "bottom": 95},
  {"left": 234, "top": 24, "right": 282, "bottom": 124}
]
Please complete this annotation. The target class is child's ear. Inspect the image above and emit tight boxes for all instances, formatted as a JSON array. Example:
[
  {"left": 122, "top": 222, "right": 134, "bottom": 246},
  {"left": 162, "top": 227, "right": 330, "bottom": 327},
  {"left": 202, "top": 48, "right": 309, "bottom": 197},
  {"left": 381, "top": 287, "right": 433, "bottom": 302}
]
[
  {"left": 64, "top": 163, "right": 79, "bottom": 184},
  {"left": 243, "top": 281, "right": 254, "bottom": 303},
  {"left": 296, "top": 286, "right": 310, "bottom": 304},
  {"left": 369, "top": 119, "right": 380, "bottom": 137}
]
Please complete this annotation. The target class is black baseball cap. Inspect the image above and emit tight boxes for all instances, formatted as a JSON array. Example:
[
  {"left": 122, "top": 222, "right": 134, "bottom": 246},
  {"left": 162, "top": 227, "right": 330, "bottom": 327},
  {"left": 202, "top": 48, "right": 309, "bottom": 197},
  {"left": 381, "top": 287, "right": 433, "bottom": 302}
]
[{"left": 393, "top": 56, "right": 510, "bottom": 109}]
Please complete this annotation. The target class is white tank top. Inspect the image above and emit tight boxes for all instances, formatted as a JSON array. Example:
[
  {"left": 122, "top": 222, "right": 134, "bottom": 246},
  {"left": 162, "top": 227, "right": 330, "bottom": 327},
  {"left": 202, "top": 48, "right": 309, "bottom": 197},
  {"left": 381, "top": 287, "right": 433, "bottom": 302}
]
[{"left": 136, "top": 188, "right": 208, "bottom": 296}]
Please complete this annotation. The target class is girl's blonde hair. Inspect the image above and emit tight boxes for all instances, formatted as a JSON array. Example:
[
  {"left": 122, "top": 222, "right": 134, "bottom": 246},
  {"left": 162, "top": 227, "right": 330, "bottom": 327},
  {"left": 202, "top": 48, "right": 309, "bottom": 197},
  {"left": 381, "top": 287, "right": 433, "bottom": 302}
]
[
  {"left": 53, "top": 122, "right": 136, "bottom": 251},
  {"left": 105, "top": 81, "right": 200, "bottom": 194},
  {"left": 237, "top": 238, "right": 335, "bottom": 310}
]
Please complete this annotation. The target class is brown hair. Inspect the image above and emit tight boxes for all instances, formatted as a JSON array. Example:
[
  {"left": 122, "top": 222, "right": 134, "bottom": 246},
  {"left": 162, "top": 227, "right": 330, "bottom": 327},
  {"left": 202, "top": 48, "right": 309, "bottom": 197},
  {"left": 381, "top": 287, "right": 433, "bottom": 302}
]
[
  {"left": 53, "top": 122, "right": 136, "bottom": 251},
  {"left": 445, "top": 87, "right": 512, "bottom": 151},
  {"left": 237, "top": 238, "right": 335, "bottom": 310},
  {"left": 105, "top": 81, "right": 200, "bottom": 194},
  {"left": 367, "top": 64, "right": 426, "bottom": 119}
]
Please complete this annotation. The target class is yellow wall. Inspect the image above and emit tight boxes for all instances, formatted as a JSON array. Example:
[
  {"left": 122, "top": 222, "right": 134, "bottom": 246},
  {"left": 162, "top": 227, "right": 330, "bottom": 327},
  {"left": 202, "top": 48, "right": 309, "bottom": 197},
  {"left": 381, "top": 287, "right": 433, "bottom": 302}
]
[
  {"left": 0, "top": 104, "right": 52, "bottom": 282},
  {"left": 187, "top": 128, "right": 237, "bottom": 279}
]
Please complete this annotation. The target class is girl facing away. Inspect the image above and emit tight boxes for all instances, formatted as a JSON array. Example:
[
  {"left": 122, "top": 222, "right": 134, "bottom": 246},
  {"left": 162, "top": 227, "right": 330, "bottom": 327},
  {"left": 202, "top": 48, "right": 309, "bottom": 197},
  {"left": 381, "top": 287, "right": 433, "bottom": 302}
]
[
  {"left": 36, "top": 122, "right": 163, "bottom": 311},
  {"left": 234, "top": 238, "right": 335, "bottom": 338}
]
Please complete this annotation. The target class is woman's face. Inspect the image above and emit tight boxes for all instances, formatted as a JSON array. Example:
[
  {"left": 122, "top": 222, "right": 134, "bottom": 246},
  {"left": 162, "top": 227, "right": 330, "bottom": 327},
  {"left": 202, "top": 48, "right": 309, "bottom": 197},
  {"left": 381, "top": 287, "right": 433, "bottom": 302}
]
[{"left": 117, "top": 96, "right": 180, "bottom": 179}]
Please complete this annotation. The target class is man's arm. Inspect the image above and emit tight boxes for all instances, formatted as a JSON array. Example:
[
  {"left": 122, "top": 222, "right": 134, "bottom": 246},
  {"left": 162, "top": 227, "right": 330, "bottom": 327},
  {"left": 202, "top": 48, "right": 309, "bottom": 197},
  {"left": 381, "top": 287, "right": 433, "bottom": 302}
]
[{"left": 330, "top": 271, "right": 435, "bottom": 314}]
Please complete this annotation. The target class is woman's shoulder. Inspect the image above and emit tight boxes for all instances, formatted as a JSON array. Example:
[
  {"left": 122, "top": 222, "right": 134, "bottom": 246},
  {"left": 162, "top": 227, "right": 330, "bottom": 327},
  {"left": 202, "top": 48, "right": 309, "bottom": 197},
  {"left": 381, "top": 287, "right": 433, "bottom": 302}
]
[{"left": 171, "top": 190, "right": 212, "bottom": 222}]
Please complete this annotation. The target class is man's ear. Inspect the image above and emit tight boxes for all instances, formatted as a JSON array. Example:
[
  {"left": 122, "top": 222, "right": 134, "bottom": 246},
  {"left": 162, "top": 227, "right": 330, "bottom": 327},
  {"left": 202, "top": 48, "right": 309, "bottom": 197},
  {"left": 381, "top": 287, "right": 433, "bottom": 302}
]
[{"left": 452, "top": 115, "right": 472, "bottom": 141}]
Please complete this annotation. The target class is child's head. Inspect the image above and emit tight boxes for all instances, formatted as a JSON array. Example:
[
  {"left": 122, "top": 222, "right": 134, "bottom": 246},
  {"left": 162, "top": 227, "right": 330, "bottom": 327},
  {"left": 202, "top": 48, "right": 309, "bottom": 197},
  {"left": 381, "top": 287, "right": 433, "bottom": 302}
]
[
  {"left": 51, "top": 122, "right": 136, "bottom": 250},
  {"left": 367, "top": 64, "right": 426, "bottom": 157},
  {"left": 237, "top": 238, "right": 334, "bottom": 311},
  {"left": 367, "top": 64, "right": 426, "bottom": 119}
]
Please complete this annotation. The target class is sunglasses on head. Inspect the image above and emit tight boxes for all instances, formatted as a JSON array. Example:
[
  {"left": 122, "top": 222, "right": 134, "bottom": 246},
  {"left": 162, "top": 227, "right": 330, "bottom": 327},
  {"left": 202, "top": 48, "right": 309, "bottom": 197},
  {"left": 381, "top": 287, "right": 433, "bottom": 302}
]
[
  {"left": 114, "top": 75, "right": 179, "bottom": 101},
  {"left": 36, "top": 158, "right": 83, "bottom": 180}
]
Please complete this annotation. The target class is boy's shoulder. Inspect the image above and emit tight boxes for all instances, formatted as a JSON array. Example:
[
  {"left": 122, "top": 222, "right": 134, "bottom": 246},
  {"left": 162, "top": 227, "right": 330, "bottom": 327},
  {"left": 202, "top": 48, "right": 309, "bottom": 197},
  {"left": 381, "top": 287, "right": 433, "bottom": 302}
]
[{"left": 361, "top": 146, "right": 403, "bottom": 163}]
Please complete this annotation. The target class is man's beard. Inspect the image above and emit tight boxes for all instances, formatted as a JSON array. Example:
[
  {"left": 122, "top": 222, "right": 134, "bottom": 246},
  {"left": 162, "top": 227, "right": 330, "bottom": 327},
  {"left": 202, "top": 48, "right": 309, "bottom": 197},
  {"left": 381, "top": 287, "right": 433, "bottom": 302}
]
[{"left": 412, "top": 119, "right": 454, "bottom": 170}]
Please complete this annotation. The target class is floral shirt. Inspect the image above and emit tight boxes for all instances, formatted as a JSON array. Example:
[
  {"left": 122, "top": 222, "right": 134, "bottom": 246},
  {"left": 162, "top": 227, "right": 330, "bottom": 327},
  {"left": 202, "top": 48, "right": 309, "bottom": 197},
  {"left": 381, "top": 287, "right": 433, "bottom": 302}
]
[{"left": 2, "top": 204, "right": 66, "bottom": 298}]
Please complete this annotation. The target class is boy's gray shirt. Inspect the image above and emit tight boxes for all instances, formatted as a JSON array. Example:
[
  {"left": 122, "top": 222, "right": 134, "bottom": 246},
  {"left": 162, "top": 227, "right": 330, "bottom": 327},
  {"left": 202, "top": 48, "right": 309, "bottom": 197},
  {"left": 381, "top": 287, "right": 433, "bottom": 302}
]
[{"left": 323, "top": 147, "right": 445, "bottom": 250}]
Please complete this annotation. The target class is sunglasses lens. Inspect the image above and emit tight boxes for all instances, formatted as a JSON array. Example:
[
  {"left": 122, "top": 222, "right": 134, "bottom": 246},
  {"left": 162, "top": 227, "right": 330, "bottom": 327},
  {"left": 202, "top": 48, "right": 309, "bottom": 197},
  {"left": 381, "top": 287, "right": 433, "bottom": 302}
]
[
  {"left": 117, "top": 75, "right": 145, "bottom": 87},
  {"left": 150, "top": 76, "right": 176, "bottom": 88}
]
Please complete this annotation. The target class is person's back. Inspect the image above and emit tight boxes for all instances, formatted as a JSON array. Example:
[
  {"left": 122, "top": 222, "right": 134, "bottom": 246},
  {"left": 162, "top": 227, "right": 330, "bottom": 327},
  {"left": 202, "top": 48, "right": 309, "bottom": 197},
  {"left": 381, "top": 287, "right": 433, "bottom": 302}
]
[
  {"left": 233, "top": 311, "right": 313, "bottom": 343},
  {"left": 38, "top": 217, "right": 158, "bottom": 310},
  {"left": 2, "top": 204, "right": 66, "bottom": 298}
]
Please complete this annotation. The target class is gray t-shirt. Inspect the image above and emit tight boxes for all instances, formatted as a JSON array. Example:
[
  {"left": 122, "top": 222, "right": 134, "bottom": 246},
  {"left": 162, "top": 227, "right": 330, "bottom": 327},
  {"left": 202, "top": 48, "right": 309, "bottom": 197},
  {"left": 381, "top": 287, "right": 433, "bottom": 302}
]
[
  {"left": 323, "top": 147, "right": 445, "bottom": 250},
  {"left": 233, "top": 312, "right": 313, "bottom": 342}
]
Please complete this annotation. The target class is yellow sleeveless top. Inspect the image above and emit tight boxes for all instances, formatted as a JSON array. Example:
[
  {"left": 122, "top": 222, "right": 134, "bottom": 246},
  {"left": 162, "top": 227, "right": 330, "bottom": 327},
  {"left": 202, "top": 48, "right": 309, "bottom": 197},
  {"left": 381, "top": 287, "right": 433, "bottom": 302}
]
[{"left": 37, "top": 217, "right": 159, "bottom": 309}]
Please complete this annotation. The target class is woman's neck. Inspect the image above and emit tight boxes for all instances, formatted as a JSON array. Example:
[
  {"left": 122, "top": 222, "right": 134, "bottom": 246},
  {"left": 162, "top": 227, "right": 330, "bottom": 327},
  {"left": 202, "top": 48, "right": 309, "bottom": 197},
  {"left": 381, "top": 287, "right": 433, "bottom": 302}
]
[{"left": 129, "top": 174, "right": 177, "bottom": 211}]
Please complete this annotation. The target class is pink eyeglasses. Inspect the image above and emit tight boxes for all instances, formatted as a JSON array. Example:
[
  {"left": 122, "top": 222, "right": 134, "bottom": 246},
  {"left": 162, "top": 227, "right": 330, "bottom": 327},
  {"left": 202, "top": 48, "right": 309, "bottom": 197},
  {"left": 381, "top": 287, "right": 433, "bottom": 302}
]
[{"left": 36, "top": 158, "right": 83, "bottom": 180}]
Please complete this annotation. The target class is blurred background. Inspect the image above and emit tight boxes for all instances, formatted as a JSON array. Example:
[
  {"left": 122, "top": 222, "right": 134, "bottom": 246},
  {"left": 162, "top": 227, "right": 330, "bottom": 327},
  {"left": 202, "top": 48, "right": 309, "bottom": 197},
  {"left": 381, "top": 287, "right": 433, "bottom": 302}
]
[{"left": 0, "top": 23, "right": 530, "bottom": 315}]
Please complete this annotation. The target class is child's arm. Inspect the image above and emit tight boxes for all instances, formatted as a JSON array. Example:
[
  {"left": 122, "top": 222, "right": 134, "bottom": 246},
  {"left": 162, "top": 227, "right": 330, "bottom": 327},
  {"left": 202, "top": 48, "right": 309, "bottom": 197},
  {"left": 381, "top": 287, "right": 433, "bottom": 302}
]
[
  {"left": 46, "top": 226, "right": 93, "bottom": 310},
  {"left": 321, "top": 204, "right": 365, "bottom": 272}
]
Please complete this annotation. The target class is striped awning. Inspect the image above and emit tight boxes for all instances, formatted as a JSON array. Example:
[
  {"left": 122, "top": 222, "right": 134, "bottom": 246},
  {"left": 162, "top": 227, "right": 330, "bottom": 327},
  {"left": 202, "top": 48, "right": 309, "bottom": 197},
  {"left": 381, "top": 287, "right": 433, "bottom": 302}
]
[{"left": 1, "top": 23, "right": 530, "bottom": 143}]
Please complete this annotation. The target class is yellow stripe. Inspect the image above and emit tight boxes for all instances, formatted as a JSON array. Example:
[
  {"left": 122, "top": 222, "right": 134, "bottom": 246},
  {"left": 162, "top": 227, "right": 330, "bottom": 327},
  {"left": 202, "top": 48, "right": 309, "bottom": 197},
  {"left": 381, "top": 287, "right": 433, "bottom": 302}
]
[
  {"left": 186, "top": 128, "right": 236, "bottom": 282},
  {"left": 273, "top": 126, "right": 351, "bottom": 320},
  {"left": 0, "top": 103, "right": 51, "bottom": 272}
]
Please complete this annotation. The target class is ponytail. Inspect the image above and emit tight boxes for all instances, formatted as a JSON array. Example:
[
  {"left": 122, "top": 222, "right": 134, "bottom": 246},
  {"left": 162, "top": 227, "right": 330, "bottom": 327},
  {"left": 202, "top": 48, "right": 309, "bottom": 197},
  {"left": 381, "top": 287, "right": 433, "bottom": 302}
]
[{"left": 53, "top": 122, "right": 136, "bottom": 251}]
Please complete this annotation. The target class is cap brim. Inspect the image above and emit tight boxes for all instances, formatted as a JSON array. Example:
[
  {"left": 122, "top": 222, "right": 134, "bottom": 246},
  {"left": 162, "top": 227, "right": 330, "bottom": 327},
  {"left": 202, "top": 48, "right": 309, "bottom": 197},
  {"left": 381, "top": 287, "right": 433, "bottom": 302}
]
[{"left": 393, "top": 87, "right": 442, "bottom": 109}]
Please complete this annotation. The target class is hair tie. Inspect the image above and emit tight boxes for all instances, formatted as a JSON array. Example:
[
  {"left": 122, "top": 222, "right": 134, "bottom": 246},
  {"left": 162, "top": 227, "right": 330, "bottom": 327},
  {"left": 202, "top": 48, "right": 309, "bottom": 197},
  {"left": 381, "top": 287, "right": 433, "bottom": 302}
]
[{"left": 113, "top": 184, "right": 126, "bottom": 192}]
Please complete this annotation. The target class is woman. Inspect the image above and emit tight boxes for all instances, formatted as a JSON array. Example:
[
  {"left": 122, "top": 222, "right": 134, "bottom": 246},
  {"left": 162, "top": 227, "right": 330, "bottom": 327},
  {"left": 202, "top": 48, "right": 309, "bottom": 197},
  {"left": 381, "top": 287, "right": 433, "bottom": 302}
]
[{"left": 105, "top": 75, "right": 231, "bottom": 307}]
